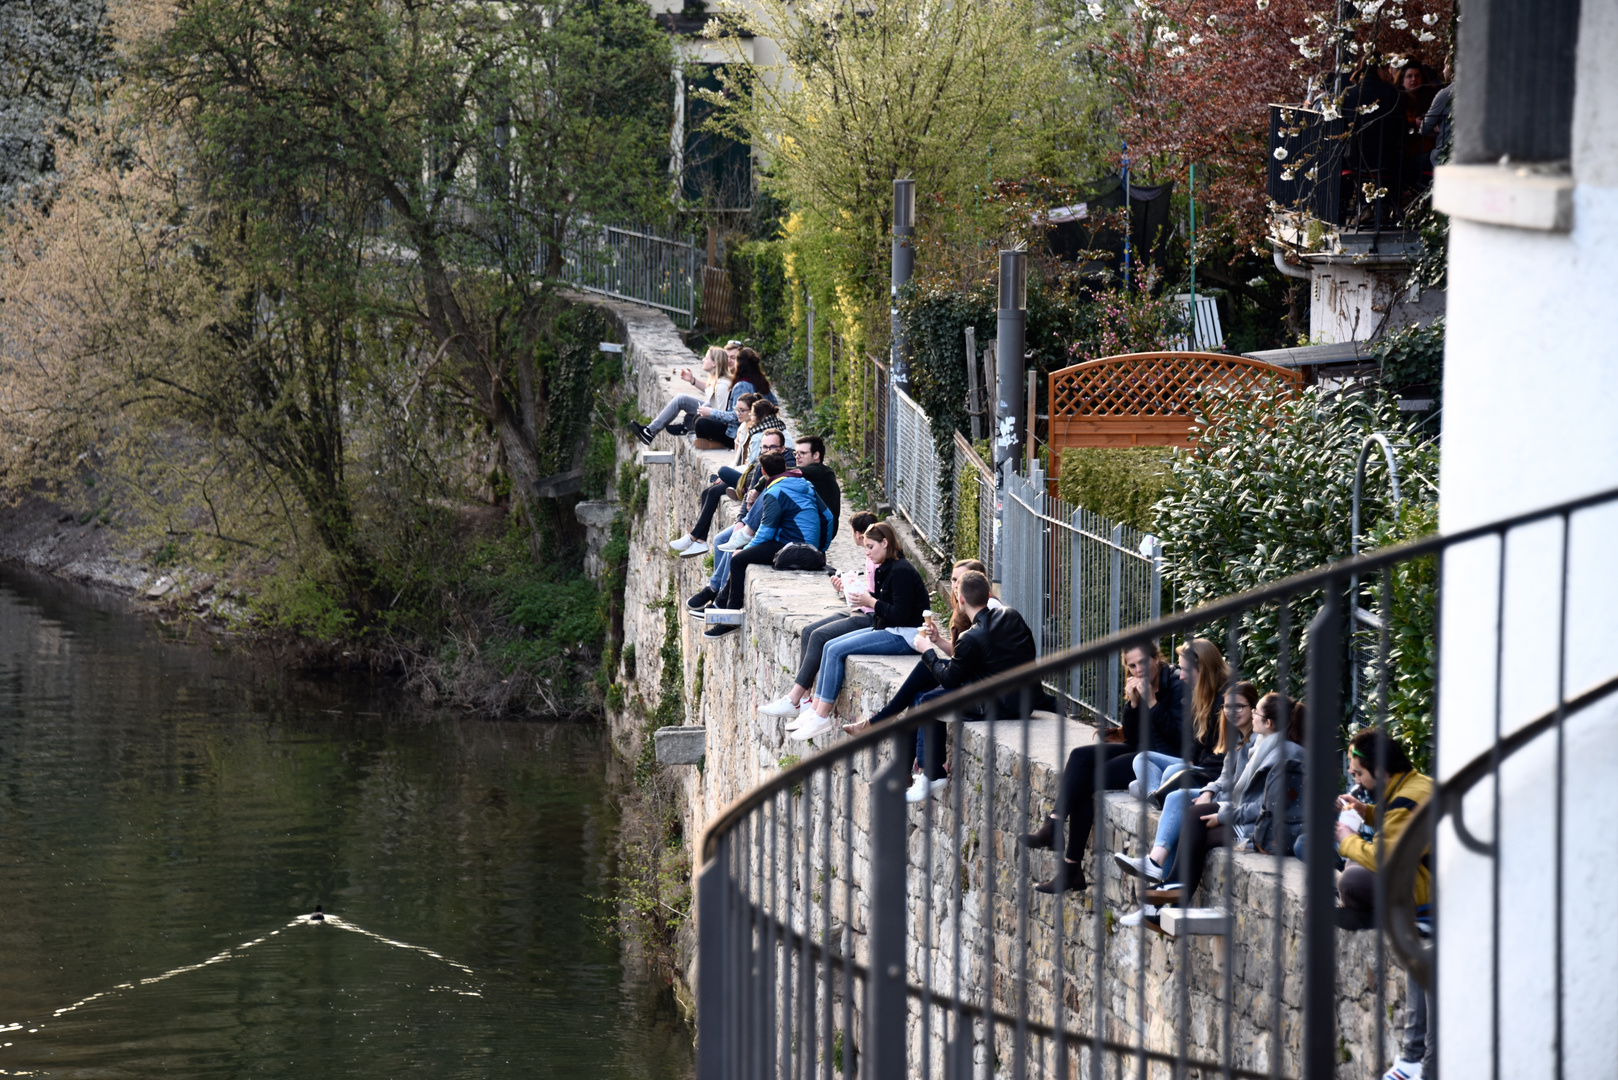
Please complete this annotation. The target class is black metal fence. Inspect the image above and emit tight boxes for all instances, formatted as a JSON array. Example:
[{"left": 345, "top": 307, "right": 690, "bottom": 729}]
[{"left": 694, "top": 483, "right": 1618, "bottom": 1079}]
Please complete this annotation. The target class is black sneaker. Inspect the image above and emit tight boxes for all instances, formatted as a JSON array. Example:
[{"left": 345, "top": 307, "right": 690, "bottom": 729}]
[
  {"left": 628, "top": 421, "right": 654, "bottom": 446},
  {"left": 703, "top": 623, "right": 738, "bottom": 639},
  {"left": 686, "top": 586, "right": 716, "bottom": 611},
  {"left": 665, "top": 422, "right": 689, "bottom": 436}
]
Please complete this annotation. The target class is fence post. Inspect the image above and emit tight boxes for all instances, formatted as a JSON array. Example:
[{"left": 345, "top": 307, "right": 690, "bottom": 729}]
[
  {"left": 1070, "top": 508, "right": 1084, "bottom": 706},
  {"left": 1105, "top": 522, "right": 1123, "bottom": 722},
  {"left": 696, "top": 840, "right": 731, "bottom": 1080},
  {"left": 1303, "top": 589, "right": 1343, "bottom": 1080},
  {"left": 1031, "top": 464, "right": 1046, "bottom": 657},
  {"left": 866, "top": 730, "right": 911, "bottom": 1080}
]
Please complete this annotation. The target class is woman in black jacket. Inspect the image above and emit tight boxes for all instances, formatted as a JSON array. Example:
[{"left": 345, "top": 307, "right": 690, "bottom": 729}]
[
  {"left": 786, "top": 523, "right": 926, "bottom": 742},
  {"left": 1131, "top": 638, "right": 1229, "bottom": 804}
]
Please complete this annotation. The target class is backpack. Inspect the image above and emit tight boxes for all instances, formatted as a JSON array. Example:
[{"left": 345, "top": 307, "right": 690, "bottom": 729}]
[
  {"left": 1253, "top": 756, "right": 1305, "bottom": 856},
  {"left": 772, "top": 543, "right": 826, "bottom": 572}
]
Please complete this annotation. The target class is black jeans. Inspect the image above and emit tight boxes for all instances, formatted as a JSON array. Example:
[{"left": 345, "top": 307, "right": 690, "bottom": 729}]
[
  {"left": 690, "top": 481, "right": 730, "bottom": 542},
  {"left": 866, "top": 662, "right": 949, "bottom": 780},
  {"left": 1174, "top": 811, "right": 1231, "bottom": 902},
  {"left": 692, "top": 415, "right": 735, "bottom": 447},
  {"left": 796, "top": 612, "right": 874, "bottom": 689},
  {"left": 714, "top": 541, "right": 783, "bottom": 609},
  {"left": 1339, "top": 863, "right": 1376, "bottom": 910},
  {"left": 1059, "top": 744, "right": 1137, "bottom": 862}
]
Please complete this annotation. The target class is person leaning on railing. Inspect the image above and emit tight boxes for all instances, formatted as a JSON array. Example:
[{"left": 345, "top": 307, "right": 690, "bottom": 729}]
[
  {"left": 1129, "top": 638, "right": 1230, "bottom": 806},
  {"left": 1332, "top": 727, "right": 1435, "bottom": 1080},
  {"left": 630, "top": 344, "right": 732, "bottom": 446},
  {"left": 1114, "top": 680, "right": 1259, "bottom": 889},
  {"left": 1020, "top": 641, "right": 1185, "bottom": 894},
  {"left": 784, "top": 522, "right": 926, "bottom": 742}
]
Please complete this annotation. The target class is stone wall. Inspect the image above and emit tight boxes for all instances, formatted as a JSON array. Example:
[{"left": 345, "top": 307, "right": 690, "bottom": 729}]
[{"left": 593, "top": 298, "right": 1406, "bottom": 1079}]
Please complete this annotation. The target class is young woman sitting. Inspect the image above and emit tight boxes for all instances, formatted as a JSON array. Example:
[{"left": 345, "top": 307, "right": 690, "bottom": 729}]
[
  {"left": 786, "top": 522, "right": 925, "bottom": 742},
  {"left": 1146, "top": 693, "right": 1305, "bottom": 921},
  {"left": 716, "top": 399, "right": 785, "bottom": 499},
  {"left": 668, "top": 395, "right": 760, "bottom": 557},
  {"left": 1130, "top": 638, "right": 1230, "bottom": 803},
  {"left": 757, "top": 512, "right": 883, "bottom": 718},
  {"left": 1020, "top": 641, "right": 1185, "bottom": 894},
  {"left": 1114, "top": 681, "right": 1258, "bottom": 886},
  {"left": 693, "top": 347, "right": 773, "bottom": 448},
  {"left": 630, "top": 345, "right": 731, "bottom": 445}
]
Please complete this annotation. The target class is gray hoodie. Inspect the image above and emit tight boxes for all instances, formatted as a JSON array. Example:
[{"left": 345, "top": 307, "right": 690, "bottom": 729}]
[{"left": 1209, "top": 732, "right": 1304, "bottom": 839}]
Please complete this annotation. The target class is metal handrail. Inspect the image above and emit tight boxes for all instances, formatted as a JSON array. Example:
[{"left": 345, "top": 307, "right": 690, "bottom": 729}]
[{"left": 700, "top": 481, "right": 1618, "bottom": 861}]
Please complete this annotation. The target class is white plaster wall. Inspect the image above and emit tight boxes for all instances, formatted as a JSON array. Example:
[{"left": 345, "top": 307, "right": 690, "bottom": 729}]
[{"left": 1436, "top": 5, "right": 1618, "bottom": 1075}]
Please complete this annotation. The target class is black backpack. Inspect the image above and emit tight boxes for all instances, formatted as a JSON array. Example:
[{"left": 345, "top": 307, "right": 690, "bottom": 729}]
[
  {"left": 772, "top": 543, "right": 827, "bottom": 572},
  {"left": 1253, "top": 756, "right": 1305, "bottom": 856}
]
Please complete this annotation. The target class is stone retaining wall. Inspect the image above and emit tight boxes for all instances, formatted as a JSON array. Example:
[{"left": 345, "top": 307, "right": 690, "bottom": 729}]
[{"left": 593, "top": 298, "right": 1405, "bottom": 1079}]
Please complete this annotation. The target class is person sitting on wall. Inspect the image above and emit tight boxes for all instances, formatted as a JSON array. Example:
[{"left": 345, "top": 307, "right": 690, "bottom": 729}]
[
  {"left": 753, "top": 511, "right": 880, "bottom": 713},
  {"left": 1129, "top": 639, "right": 1230, "bottom": 805},
  {"left": 692, "top": 347, "right": 774, "bottom": 448},
  {"left": 669, "top": 395, "right": 762, "bottom": 558},
  {"left": 1114, "top": 681, "right": 1259, "bottom": 887},
  {"left": 684, "top": 429, "right": 798, "bottom": 614},
  {"left": 791, "top": 436, "right": 840, "bottom": 541},
  {"left": 784, "top": 522, "right": 925, "bottom": 740},
  {"left": 630, "top": 344, "right": 732, "bottom": 446},
  {"left": 1335, "top": 727, "right": 1432, "bottom": 927},
  {"left": 702, "top": 451, "right": 834, "bottom": 639},
  {"left": 893, "top": 571, "right": 1045, "bottom": 803},
  {"left": 1018, "top": 640, "right": 1185, "bottom": 894}
]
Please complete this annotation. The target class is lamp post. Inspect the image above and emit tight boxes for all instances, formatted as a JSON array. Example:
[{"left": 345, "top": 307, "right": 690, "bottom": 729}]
[
  {"left": 888, "top": 178, "right": 915, "bottom": 500},
  {"left": 993, "top": 248, "right": 1027, "bottom": 583}
]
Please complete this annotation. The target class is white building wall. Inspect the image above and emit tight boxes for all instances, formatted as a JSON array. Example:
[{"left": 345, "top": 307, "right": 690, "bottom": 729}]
[{"left": 1435, "top": 4, "right": 1618, "bottom": 1076}]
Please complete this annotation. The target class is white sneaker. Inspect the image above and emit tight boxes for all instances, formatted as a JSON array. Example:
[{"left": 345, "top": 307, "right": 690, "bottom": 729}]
[
  {"left": 759, "top": 695, "right": 801, "bottom": 717},
  {"left": 1383, "top": 1061, "right": 1422, "bottom": 1080},
  {"left": 718, "top": 531, "right": 750, "bottom": 552},
  {"left": 679, "top": 542, "right": 710, "bottom": 559},
  {"left": 668, "top": 536, "right": 695, "bottom": 554},
  {"left": 1113, "top": 852, "right": 1166, "bottom": 883},
  {"left": 1118, "top": 905, "right": 1160, "bottom": 929},
  {"left": 789, "top": 713, "right": 835, "bottom": 741},
  {"left": 904, "top": 773, "right": 931, "bottom": 803},
  {"left": 784, "top": 707, "right": 816, "bottom": 733}
]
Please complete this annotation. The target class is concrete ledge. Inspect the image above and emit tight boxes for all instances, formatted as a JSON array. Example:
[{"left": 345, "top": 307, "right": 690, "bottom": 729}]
[
  {"left": 1434, "top": 162, "right": 1574, "bottom": 232},
  {"left": 655, "top": 725, "right": 707, "bottom": 765},
  {"left": 640, "top": 450, "right": 675, "bottom": 465}
]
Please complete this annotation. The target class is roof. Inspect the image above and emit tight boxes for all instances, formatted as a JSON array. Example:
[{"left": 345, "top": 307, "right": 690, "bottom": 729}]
[{"left": 1242, "top": 341, "right": 1376, "bottom": 369}]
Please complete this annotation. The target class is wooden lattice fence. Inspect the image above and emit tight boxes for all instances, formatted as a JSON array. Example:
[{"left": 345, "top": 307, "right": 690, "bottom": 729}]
[{"left": 1046, "top": 351, "right": 1302, "bottom": 472}]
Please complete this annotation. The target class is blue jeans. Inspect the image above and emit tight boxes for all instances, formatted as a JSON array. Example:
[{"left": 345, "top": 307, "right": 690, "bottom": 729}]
[
  {"left": 814, "top": 629, "right": 916, "bottom": 704},
  {"left": 709, "top": 526, "right": 735, "bottom": 591},
  {"left": 650, "top": 393, "right": 705, "bottom": 435},
  {"left": 1133, "top": 751, "right": 1188, "bottom": 792},
  {"left": 1154, "top": 788, "right": 1194, "bottom": 879},
  {"left": 716, "top": 465, "right": 743, "bottom": 487}
]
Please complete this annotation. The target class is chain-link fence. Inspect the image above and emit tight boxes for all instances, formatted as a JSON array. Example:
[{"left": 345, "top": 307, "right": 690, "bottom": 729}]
[{"left": 892, "top": 387, "right": 945, "bottom": 546}]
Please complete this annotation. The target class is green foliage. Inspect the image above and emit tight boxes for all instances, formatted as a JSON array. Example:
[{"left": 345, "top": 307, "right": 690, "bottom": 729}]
[
  {"left": 1155, "top": 388, "right": 1439, "bottom": 693},
  {"left": 1056, "top": 448, "right": 1178, "bottom": 530},
  {"left": 248, "top": 567, "right": 357, "bottom": 641},
  {"left": 729, "top": 240, "right": 793, "bottom": 359},
  {"left": 583, "top": 427, "right": 616, "bottom": 500},
  {"left": 1359, "top": 501, "right": 1439, "bottom": 772},
  {"left": 1374, "top": 318, "right": 1445, "bottom": 410}
]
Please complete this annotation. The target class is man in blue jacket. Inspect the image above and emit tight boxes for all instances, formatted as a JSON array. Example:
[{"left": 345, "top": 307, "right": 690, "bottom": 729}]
[{"left": 704, "top": 452, "right": 833, "bottom": 639}]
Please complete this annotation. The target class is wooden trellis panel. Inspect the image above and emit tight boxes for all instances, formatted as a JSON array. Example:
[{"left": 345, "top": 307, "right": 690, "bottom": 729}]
[{"left": 1047, "top": 350, "right": 1301, "bottom": 466}]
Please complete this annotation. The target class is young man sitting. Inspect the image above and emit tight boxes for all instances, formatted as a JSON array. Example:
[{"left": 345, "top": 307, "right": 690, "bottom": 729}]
[{"left": 702, "top": 452, "right": 833, "bottom": 638}]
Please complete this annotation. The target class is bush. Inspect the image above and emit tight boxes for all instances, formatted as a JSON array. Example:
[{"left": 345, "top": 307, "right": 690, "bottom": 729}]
[
  {"left": 1359, "top": 500, "right": 1438, "bottom": 772},
  {"left": 1154, "top": 387, "right": 1439, "bottom": 695},
  {"left": 1374, "top": 317, "right": 1444, "bottom": 409},
  {"left": 1056, "top": 447, "right": 1178, "bottom": 530}
]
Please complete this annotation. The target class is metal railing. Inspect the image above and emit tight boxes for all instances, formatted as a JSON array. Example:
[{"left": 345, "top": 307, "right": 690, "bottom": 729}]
[
  {"left": 842, "top": 350, "right": 889, "bottom": 492},
  {"left": 893, "top": 388, "right": 946, "bottom": 546},
  {"left": 952, "top": 433, "right": 997, "bottom": 573},
  {"left": 562, "top": 221, "right": 700, "bottom": 327},
  {"left": 1000, "top": 464, "right": 1166, "bottom": 722},
  {"left": 694, "top": 482, "right": 1618, "bottom": 1080},
  {"left": 1267, "top": 102, "right": 1433, "bottom": 246}
]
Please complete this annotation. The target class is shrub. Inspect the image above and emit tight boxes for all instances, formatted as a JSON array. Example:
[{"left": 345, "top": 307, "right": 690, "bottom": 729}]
[
  {"left": 1056, "top": 447, "right": 1178, "bottom": 530},
  {"left": 1374, "top": 317, "right": 1444, "bottom": 410},
  {"left": 1154, "top": 387, "right": 1439, "bottom": 695},
  {"left": 1359, "top": 500, "right": 1438, "bottom": 771}
]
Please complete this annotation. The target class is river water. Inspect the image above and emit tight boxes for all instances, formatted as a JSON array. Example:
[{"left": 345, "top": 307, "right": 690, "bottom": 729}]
[{"left": 0, "top": 568, "right": 692, "bottom": 1078}]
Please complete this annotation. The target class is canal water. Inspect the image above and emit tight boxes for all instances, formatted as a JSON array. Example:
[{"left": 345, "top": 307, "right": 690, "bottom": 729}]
[{"left": 0, "top": 568, "right": 692, "bottom": 1078}]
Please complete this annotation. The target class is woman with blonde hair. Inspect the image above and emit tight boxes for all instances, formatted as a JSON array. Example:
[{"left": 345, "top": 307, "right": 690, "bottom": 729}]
[
  {"left": 1130, "top": 638, "right": 1230, "bottom": 805},
  {"left": 632, "top": 344, "right": 732, "bottom": 445}
]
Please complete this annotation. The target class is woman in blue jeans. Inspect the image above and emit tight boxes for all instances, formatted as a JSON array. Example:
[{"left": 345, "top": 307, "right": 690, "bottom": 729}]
[
  {"left": 630, "top": 345, "right": 731, "bottom": 445},
  {"left": 787, "top": 522, "right": 926, "bottom": 742},
  {"left": 1131, "top": 638, "right": 1229, "bottom": 800},
  {"left": 1114, "top": 681, "right": 1257, "bottom": 884}
]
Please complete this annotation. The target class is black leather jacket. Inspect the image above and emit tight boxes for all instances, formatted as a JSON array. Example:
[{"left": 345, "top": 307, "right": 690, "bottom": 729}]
[{"left": 919, "top": 605, "right": 1038, "bottom": 716}]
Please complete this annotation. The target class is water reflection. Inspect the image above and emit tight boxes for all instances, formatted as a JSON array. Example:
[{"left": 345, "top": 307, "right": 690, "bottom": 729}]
[{"left": 0, "top": 569, "right": 691, "bottom": 1079}]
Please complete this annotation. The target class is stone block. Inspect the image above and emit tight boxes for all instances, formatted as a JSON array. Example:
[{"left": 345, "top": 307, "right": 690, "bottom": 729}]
[{"left": 655, "top": 725, "right": 707, "bottom": 765}]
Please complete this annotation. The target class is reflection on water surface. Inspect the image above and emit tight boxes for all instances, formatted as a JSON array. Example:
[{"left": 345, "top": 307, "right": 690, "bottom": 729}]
[{"left": 0, "top": 568, "right": 691, "bottom": 1079}]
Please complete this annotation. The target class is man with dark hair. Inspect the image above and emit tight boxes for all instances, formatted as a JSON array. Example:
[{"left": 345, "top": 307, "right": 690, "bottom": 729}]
[
  {"left": 893, "top": 571, "right": 1044, "bottom": 801},
  {"left": 793, "top": 436, "right": 840, "bottom": 541},
  {"left": 704, "top": 452, "right": 834, "bottom": 638}
]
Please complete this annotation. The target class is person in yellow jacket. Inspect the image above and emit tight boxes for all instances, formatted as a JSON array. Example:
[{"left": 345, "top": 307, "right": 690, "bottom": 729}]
[{"left": 1335, "top": 727, "right": 1433, "bottom": 912}]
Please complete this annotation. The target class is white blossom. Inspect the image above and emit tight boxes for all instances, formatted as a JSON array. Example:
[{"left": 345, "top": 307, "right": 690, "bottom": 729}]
[
  {"left": 1273, "top": 146, "right": 1289, "bottom": 160},
  {"left": 1417, "top": 30, "right": 1436, "bottom": 41},
  {"left": 1155, "top": 25, "right": 1178, "bottom": 42},
  {"left": 1168, "top": 44, "right": 1186, "bottom": 56},
  {"left": 1392, "top": 18, "right": 1407, "bottom": 28},
  {"left": 1422, "top": 12, "right": 1439, "bottom": 24},
  {"left": 1280, "top": 168, "right": 1296, "bottom": 180},
  {"left": 1088, "top": 2, "right": 1105, "bottom": 20},
  {"left": 1188, "top": 33, "right": 1202, "bottom": 45},
  {"left": 1255, "top": 0, "right": 1269, "bottom": 9}
]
